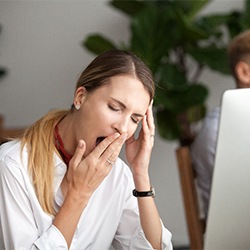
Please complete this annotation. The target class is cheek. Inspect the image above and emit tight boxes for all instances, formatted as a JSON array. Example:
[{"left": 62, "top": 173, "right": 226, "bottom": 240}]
[
  {"left": 128, "top": 122, "right": 141, "bottom": 138},
  {"left": 100, "top": 108, "right": 115, "bottom": 123},
  {"left": 86, "top": 105, "right": 111, "bottom": 123}
]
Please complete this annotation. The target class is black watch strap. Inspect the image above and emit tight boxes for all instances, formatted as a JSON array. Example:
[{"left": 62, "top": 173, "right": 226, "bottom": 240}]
[{"left": 132, "top": 187, "right": 155, "bottom": 198}]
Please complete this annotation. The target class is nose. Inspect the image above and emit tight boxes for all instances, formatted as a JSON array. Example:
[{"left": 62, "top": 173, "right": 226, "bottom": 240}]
[{"left": 113, "top": 116, "right": 130, "bottom": 135}]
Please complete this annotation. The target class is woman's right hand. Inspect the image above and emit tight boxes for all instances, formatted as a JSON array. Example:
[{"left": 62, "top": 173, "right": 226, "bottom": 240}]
[
  {"left": 53, "top": 132, "right": 126, "bottom": 247},
  {"left": 65, "top": 132, "right": 126, "bottom": 204}
]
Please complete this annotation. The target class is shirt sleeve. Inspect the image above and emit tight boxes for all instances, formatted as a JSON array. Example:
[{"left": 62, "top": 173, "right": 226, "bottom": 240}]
[
  {"left": 190, "top": 107, "right": 220, "bottom": 219},
  {"left": 34, "top": 225, "right": 68, "bottom": 249},
  {"left": 0, "top": 156, "right": 68, "bottom": 250},
  {"left": 112, "top": 178, "right": 172, "bottom": 250},
  {"left": 130, "top": 220, "right": 173, "bottom": 250}
]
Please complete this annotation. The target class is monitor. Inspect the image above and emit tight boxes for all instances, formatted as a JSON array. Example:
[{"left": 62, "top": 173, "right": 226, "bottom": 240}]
[{"left": 204, "top": 88, "right": 250, "bottom": 249}]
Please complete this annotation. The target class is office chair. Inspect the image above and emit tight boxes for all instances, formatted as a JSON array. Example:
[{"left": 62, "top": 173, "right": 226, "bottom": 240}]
[{"left": 176, "top": 146, "right": 205, "bottom": 250}]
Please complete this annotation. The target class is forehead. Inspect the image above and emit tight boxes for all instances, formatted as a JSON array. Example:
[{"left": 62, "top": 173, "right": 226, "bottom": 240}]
[{"left": 96, "top": 75, "right": 150, "bottom": 112}]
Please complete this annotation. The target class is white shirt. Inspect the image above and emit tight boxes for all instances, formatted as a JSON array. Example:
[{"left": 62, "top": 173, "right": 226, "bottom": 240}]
[
  {"left": 190, "top": 106, "right": 221, "bottom": 219},
  {"left": 0, "top": 141, "right": 172, "bottom": 250}
]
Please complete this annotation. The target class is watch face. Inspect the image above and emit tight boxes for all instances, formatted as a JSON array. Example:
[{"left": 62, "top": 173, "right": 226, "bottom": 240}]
[{"left": 151, "top": 187, "right": 155, "bottom": 197}]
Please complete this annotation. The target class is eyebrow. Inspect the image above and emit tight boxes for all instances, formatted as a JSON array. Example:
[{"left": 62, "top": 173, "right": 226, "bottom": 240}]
[{"left": 111, "top": 98, "right": 144, "bottom": 118}]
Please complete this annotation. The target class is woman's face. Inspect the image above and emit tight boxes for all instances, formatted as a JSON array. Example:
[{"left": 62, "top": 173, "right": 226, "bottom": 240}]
[{"left": 73, "top": 74, "right": 151, "bottom": 156}]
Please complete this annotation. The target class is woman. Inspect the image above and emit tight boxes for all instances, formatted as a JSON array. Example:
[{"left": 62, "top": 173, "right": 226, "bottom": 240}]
[{"left": 0, "top": 50, "right": 172, "bottom": 249}]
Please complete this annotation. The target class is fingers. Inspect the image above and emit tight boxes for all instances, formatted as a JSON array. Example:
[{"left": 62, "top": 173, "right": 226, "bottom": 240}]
[
  {"left": 147, "top": 100, "right": 155, "bottom": 134},
  {"left": 94, "top": 133, "right": 127, "bottom": 165},
  {"left": 69, "top": 140, "right": 86, "bottom": 169},
  {"left": 94, "top": 132, "right": 120, "bottom": 156},
  {"left": 104, "top": 133, "right": 127, "bottom": 163},
  {"left": 140, "top": 100, "right": 155, "bottom": 141},
  {"left": 70, "top": 133, "right": 126, "bottom": 172}
]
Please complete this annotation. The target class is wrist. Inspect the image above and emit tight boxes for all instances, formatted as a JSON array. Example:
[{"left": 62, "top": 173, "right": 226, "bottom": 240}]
[
  {"left": 133, "top": 186, "right": 155, "bottom": 198},
  {"left": 65, "top": 188, "right": 90, "bottom": 208},
  {"left": 133, "top": 173, "right": 150, "bottom": 191}
]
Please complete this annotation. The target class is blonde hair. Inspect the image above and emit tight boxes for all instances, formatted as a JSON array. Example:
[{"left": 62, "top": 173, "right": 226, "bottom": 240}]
[
  {"left": 21, "top": 110, "right": 69, "bottom": 215},
  {"left": 21, "top": 50, "right": 155, "bottom": 215}
]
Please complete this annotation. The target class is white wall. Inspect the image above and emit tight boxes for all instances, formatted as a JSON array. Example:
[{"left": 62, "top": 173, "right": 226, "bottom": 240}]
[{"left": 0, "top": 0, "right": 244, "bottom": 247}]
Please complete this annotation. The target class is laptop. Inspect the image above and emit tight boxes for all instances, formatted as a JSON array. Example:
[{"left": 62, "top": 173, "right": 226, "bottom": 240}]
[{"left": 204, "top": 88, "right": 250, "bottom": 249}]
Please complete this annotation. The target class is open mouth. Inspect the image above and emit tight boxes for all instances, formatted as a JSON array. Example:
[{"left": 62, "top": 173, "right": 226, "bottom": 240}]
[{"left": 96, "top": 137, "right": 105, "bottom": 146}]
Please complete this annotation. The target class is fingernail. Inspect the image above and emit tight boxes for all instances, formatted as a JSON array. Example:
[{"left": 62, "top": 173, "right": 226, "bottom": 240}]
[
  {"left": 121, "top": 133, "right": 127, "bottom": 140},
  {"left": 114, "top": 132, "right": 120, "bottom": 138},
  {"left": 79, "top": 140, "right": 84, "bottom": 148}
]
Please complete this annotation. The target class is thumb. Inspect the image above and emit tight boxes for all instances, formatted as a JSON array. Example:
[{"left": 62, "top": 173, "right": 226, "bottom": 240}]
[{"left": 69, "top": 140, "right": 86, "bottom": 169}]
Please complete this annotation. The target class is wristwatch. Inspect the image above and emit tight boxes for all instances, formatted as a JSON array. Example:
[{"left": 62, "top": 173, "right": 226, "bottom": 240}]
[{"left": 132, "top": 187, "right": 155, "bottom": 198}]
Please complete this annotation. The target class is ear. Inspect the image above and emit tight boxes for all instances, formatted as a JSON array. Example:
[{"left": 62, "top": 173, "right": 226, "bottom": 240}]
[
  {"left": 73, "top": 86, "right": 87, "bottom": 110},
  {"left": 235, "top": 61, "right": 250, "bottom": 87}
]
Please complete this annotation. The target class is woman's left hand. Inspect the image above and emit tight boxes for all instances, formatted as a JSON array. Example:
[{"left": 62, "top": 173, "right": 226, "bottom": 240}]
[{"left": 125, "top": 100, "right": 155, "bottom": 177}]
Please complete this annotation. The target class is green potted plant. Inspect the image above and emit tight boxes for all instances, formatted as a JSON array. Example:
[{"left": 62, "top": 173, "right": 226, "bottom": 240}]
[{"left": 82, "top": 0, "right": 250, "bottom": 146}]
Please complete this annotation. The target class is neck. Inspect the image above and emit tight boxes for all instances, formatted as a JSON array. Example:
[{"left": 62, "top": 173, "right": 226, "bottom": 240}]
[{"left": 57, "top": 113, "right": 75, "bottom": 156}]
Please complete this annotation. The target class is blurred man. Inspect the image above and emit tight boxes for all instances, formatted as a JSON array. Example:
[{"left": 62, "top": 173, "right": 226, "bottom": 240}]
[{"left": 191, "top": 29, "right": 250, "bottom": 220}]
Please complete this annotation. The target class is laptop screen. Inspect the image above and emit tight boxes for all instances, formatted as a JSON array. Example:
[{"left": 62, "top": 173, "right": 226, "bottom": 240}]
[{"left": 204, "top": 88, "right": 250, "bottom": 249}]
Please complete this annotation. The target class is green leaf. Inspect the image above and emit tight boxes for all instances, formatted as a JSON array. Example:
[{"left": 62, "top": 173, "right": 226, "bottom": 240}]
[
  {"left": 155, "top": 83, "right": 208, "bottom": 112},
  {"left": 186, "top": 104, "right": 207, "bottom": 123},
  {"left": 185, "top": 0, "right": 210, "bottom": 21},
  {"left": 156, "top": 109, "right": 181, "bottom": 141},
  {"left": 166, "top": 0, "right": 209, "bottom": 17},
  {"left": 173, "top": 9, "right": 209, "bottom": 42},
  {"left": 109, "top": 0, "right": 146, "bottom": 17},
  {"left": 83, "top": 34, "right": 118, "bottom": 55},
  {"left": 155, "top": 103, "right": 207, "bottom": 142},
  {"left": 188, "top": 46, "right": 230, "bottom": 75},
  {"left": 240, "top": 0, "right": 250, "bottom": 30},
  {"left": 196, "top": 13, "right": 232, "bottom": 33},
  {"left": 130, "top": 6, "right": 176, "bottom": 71},
  {"left": 157, "top": 63, "right": 188, "bottom": 89},
  {"left": 225, "top": 11, "right": 244, "bottom": 38}
]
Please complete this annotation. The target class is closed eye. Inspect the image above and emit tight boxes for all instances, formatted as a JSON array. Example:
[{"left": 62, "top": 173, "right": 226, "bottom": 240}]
[
  {"left": 131, "top": 116, "right": 141, "bottom": 124},
  {"left": 108, "top": 104, "right": 120, "bottom": 112},
  {"left": 109, "top": 105, "right": 140, "bottom": 124}
]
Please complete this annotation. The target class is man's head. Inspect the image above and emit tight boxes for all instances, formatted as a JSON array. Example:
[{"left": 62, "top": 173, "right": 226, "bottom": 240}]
[{"left": 228, "top": 29, "right": 250, "bottom": 88}]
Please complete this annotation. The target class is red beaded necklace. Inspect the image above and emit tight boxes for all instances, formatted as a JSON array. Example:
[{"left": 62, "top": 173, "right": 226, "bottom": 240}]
[{"left": 54, "top": 124, "right": 73, "bottom": 166}]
